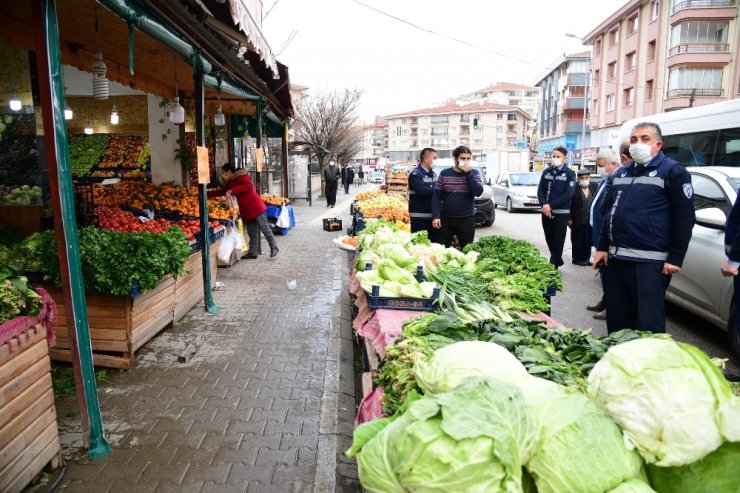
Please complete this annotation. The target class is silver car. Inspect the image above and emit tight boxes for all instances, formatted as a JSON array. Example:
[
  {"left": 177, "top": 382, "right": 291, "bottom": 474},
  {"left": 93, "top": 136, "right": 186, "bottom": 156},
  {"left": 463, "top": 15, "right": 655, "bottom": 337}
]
[
  {"left": 492, "top": 172, "right": 541, "bottom": 212},
  {"left": 665, "top": 166, "right": 740, "bottom": 357}
]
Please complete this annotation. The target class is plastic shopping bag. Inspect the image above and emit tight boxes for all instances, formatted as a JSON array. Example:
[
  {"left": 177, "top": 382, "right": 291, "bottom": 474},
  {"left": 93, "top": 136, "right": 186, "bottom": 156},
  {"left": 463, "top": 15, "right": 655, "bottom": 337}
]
[
  {"left": 276, "top": 205, "right": 290, "bottom": 229},
  {"left": 237, "top": 218, "right": 248, "bottom": 253},
  {"left": 225, "top": 191, "right": 239, "bottom": 210},
  {"left": 217, "top": 224, "right": 239, "bottom": 264}
]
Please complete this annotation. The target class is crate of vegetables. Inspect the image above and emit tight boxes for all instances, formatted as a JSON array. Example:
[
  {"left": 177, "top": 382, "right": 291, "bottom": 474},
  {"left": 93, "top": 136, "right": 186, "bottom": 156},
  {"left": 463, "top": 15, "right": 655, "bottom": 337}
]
[{"left": 358, "top": 262, "right": 440, "bottom": 312}]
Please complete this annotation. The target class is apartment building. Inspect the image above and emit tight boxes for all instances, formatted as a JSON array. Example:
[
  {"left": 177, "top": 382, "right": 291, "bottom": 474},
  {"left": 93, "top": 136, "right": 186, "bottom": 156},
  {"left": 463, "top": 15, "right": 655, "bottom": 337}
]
[
  {"left": 585, "top": 0, "right": 740, "bottom": 149},
  {"left": 358, "top": 121, "right": 389, "bottom": 163},
  {"left": 457, "top": 82, "right": 540, "bottom": 120},
  {"left": 384, "top": 101, "right": 534, "bottom": 162},
  {"left": 534, "top": 52, "right": 591, "bottom": 166}
]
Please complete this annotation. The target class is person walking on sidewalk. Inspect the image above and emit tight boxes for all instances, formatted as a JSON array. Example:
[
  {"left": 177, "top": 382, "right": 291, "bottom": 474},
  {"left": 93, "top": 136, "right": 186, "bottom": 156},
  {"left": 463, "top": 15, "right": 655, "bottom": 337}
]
[
  {"left": 594, "top": 122, "right": 695, "bottom": 334},
  {"left": 432, "top": 145, "right": 483, "bottom": 249},
  {"left": 537, "top": 146, "right": 577, "bottom": 268},
  {"left": 208, "top": 163, "right": 279, "bottom": 259},
  {"left": 344, "top": 166, "right": 355, "bottom": 194},
  {"left": 586, "top": 149, "right": 621, "bottom": 320},
  {"left": 570, "top": 168, "right": 597, "bottom": 266},
  {"left": 408, "top": 147, "right": 440, "bottom": 243},
  {"left": 357, "top": 168, "right": 365, "bottom": 187},
  {"left": 323, "top": 161, "right": 341, "bottom": 208}
]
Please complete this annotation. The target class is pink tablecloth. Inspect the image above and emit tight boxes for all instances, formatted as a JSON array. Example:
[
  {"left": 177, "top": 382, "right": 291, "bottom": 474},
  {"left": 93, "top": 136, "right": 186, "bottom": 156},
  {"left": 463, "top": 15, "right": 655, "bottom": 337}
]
[
  {"left": 355, "top": 386, "right": 386, "bottom": 425},
  {"left": 0, "top": 287, "right": 57, "bottom": 350}
]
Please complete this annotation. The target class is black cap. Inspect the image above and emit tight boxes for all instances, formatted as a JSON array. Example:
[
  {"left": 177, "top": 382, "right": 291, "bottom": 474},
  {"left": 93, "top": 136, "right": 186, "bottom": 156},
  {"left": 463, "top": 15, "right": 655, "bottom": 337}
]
[{"left": 576, "top": 168, "right": 591, "bottom": 176}]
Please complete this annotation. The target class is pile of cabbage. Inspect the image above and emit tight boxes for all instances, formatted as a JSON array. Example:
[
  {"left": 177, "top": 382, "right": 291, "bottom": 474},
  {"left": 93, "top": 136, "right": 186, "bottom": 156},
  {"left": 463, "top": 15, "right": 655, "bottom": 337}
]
[{"left": 348, "top": 338, "right": 740, "bottom": 493}]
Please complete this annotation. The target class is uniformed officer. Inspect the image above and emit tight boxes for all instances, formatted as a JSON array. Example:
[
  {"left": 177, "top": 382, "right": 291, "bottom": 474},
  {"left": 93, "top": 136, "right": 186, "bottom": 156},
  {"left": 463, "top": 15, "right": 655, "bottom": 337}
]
[
  {"left": 594, "top": 122, "right": 695, "bottom": 334},
  {"left": 537, "top": 146, "right": 577, "bottom": 267},
  {"left": 408, "top": 147, "right": 440, "bottom": 243}
]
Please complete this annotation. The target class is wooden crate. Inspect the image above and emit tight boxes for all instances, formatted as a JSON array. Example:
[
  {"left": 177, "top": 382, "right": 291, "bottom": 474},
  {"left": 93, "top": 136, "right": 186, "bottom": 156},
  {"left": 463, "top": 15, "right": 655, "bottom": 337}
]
[
  {"left": 174, "top": 245, "right": 218, "bottom": 323},
  {"left": 0, "top": 325, "right": 61, "bottom": 493},
  {"left": 0, "top": 205, "right": 45, "bottom": 238}
]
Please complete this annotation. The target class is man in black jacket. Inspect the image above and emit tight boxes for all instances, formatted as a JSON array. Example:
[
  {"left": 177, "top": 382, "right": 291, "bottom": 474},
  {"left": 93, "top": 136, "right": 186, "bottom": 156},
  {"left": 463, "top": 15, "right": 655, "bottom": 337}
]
[
  {"left": 408, "top": 148, "right": 439, "bottom": 243},
  {"left": 344, "top": 167, "right": 355, "bottom": 194},
  {"left": 570, "top": 169, "right": 598, "bottom": 265},
  {"left": 323, "top": 161, "right": 341, "bottom": 208},
  {"left": 537, "top": 146, "right": 577, "bottom": 268}
]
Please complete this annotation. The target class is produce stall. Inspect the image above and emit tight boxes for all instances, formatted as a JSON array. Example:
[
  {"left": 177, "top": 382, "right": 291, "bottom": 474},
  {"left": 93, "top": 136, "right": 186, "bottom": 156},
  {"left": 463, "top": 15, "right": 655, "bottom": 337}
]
[
  {"left": 0, "top": 273, "right": 61, "bottom": 492},
  {"left": 342, "top": 221, "right": 740, "bottom": 492}
]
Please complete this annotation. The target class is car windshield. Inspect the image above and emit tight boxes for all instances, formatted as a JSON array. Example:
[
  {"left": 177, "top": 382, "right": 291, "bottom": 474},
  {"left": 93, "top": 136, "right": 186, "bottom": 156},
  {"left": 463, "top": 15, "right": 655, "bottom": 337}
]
[
  {"left": 509, "top": 173, "right": 539, "bottom": 186},
  {"left": 728, "top": 177, "right": 740, "bottom": 192}
]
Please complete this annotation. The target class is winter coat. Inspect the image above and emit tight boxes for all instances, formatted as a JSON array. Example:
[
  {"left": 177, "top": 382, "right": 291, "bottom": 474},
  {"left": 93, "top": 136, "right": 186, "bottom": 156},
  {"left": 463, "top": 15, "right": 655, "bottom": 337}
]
[{"left": 207, "top": 170, "right": 266, "bottom": 221}]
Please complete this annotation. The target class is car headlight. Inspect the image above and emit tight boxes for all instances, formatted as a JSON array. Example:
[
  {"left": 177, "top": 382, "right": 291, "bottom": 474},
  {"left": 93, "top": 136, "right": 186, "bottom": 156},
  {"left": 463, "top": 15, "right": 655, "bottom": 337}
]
[
  {"left": 514, "top": 192, "right": 527, "bottom": 199},
  {"left": 478, "top": 185, "right": 492, "bottom": 200}
]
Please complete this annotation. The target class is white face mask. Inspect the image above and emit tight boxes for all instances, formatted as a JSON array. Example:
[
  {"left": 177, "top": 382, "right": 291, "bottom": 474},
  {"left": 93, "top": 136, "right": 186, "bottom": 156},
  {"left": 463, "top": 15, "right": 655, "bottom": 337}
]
[
  {"left": 579, "top": 179, "right": 590, "bottom": 187},
  {"left": 629, "top": 143, "right": 654, "bottom": 164},
  {"left": 551, "top": 158, "right": 563, "bottom": 166}
]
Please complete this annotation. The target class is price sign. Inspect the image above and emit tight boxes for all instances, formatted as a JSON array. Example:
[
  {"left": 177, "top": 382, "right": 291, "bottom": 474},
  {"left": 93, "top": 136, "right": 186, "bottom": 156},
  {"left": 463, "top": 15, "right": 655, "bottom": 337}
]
[
  {"left": 197, "top": 146, "right": 210, "bottom": 184},
  {"left": 256, "top": 147, "right": 265, "bottom": 172}
]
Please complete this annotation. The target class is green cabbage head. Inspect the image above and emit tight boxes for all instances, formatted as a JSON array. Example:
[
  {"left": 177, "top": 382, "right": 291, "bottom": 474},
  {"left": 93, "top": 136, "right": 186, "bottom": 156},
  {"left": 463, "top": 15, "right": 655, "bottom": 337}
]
[
  {"left": 646, "top": 441, "right": 740, "bottom": 493},
  {"left": 346, "top": 377, "right": 536, "bottom": 493},
  {"left": 587, "top": 338, "right": 740, "bottom": 467}
]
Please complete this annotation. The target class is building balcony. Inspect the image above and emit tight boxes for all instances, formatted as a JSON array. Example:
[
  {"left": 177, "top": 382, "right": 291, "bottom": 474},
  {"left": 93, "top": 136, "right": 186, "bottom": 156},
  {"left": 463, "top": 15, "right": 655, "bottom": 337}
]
[
  {"left": 565, "top": 121, "right": 590, "bottom": 133},
  {"left": 666, "top": 88, "right": 723, "bottom": 98},
  {"left": 566, "top": 73, "right": 589, "bottom": 86},
  {"left": 668, "top": 42, "right": 730, "bottom": 57},
  {"left": 563, "top": 97, "right": 588, "bottom": 111},
  {"left": 672, "top": 0, "right": 735, "bottom": 14}
]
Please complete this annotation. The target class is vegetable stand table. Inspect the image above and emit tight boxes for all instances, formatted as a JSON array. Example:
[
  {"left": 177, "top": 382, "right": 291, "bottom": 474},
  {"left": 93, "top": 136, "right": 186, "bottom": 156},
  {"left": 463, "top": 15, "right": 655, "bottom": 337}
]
[{"left": 264, "top": 204, "right": 296, "bottom": 235}]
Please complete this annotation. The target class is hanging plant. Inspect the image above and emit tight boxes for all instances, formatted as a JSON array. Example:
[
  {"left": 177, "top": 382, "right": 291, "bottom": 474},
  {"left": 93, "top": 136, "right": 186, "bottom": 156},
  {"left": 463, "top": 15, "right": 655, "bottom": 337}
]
[{"left": 157, "top": 97, "right": 172, "bottom": 141}]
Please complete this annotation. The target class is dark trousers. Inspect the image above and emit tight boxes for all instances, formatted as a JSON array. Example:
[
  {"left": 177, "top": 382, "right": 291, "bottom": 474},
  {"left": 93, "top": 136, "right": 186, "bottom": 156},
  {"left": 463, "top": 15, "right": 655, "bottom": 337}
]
[
  {"left": 440, "top": 215, "right": 476, "bottom": 249},
  {"left": 571, "top": 223, "right": 592, "bottom": 263},
  {"left": 734, "top": 275, "right": 740, "bottom": 347},
  {"left": 325, "top": 181, "right": 338, "bottom": 206},
  {"left": 410, "top": 217, "right": 441, "bottom": 244},
  {"left": 542, "top": 214, "right": 569, "bottom": 266},
  {"left": 605, "top": 258, "right": 671, "bottom": 334},
  {"left": 599, "top": 264, "right": 607, "bottom": 305},
  {"left": 344, "top": 179, "right": 352, "bottom": 194},
  {"left": 246, "top": 213, "right": 278, "bottom": 255}
]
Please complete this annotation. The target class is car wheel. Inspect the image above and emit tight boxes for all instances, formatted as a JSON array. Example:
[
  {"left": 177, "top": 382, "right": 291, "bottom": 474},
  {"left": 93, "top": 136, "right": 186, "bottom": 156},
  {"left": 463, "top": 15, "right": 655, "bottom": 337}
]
[
  {"left": 729, "top": 301, "right": 740, "bottom": 359},
  {"left": 483, "top": 207, "right": 495, "bottom": 227},
  {"left": 506, "top": 197, "right": 513, "bottom": 213}
]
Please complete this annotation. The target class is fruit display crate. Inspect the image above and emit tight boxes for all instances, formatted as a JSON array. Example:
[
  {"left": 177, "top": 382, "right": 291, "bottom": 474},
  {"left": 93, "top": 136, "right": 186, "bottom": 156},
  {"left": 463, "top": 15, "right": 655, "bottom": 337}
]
[{"left": 386, "top": 176, "right": 409, "bottom": 186}]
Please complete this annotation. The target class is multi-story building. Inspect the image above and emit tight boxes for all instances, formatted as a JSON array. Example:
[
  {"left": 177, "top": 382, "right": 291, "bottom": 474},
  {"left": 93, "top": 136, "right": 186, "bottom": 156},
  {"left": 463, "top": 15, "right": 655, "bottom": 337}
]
[
  {"left": 585, "top": 0, "right": 740, "bottom": 149},
  {"left": 457, "top": 82, "right": 540, "bottom": 120},
  {"left": 384, "top": 101, "right": 533, "bottom": 163},
  {"left": 356, "top": 120, "right": 389, "bottom": 166},
  {"left": 534, "top": 52, "right": 591, "bottom": 166}
]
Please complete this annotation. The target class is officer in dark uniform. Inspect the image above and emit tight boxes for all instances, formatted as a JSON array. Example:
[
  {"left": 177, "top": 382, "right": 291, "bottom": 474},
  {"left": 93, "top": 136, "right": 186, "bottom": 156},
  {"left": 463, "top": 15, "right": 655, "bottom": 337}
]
[
  {"left": 537, "top": 146, "right": 577, "bottom": 267},
  {"left": 594, "top": 122, "right": 695, "bottom": 334},
  {"left": 408, "top": 147, "right": 439, "bottom": 243}
]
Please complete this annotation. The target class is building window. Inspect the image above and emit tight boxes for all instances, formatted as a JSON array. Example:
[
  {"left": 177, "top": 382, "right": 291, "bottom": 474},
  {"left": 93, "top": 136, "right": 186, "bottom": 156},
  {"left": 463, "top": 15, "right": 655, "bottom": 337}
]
[
  {"left": 669, "top": 21, "right": 729, "bottom": 56},
  {"left": 624, "top": 87, "right": 634, "bottom": 106},
  {"left": 628, "top": 14, "right": 639, "bottom": 35},
  {"left": 474, "top": 139, "right": 483, "bottom": 146},
  {"left": 667, "top": 66, "right": 723, "bottom": 97},
  {"left": 401, "top": 118, "right": 407, "bottom": 125},
  {"left": 421, "top": 128, "right": 429, "bottom": 135},
  {"left": 460, "top": 113, "right": 470, "bottom": 122},
  {"left": 496, "top": 113, "right": 503, "bottom": 120},
  {"left": 625, "top": 52, "right": 637, "bottom": 71},
  {"left": 648, "top": 40, "right": 657, "bottom": 61},
  {"left": 395, "top": 126, "right": 401, "bottom": 136},
  {"left": 607, "top": 62, "right": 617, "bottom": 79},
  {"left": 593, "top": 69, "right": 600, "bottom": 86},
  {"left": 431, "top": 127, "right": 449, "bottom": 136},
  {"left": 473, "top": 125, "right": 484, "bottom": 133},
  {"left": 592, "top": 99, "right": 599, "bottom": 117},
  {"left": 496, "top": 138, "right": 503, "bottom": 147},
  {"left": 609, "top": 27, "right": 619, "bottom": 47},
  {"left": 645, "top": 80, "right": 654, "bottom": 100},
  {"left": 607, "top": 94, "right": 615, "bottom": 111},
  {"left": 430, "top": 115, "right": 449, "bottom": 124},
  {"left": 595, "top": 39, "right": 602, "bottom": 56},
  {"left": 651, "top": 1, "right": 659, "bottom": 21}
]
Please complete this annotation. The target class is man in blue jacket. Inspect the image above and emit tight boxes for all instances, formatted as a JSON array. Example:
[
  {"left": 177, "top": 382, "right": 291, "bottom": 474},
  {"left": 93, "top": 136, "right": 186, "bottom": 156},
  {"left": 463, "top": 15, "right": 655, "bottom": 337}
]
[
  {"left": 721, "top": 195, "right": 740, "bottom": 354},
  {"left": 594, "top": 122, "right": 695, "bottom": 333},
  {"left": 432, "top": 145, "right": 483, "bottom": 249},
  {"left": 537, "top": 146, "right": 577, "bottom": 267},
  {"left": 408, "top": 147, "right": 439, "bottom": 243}
]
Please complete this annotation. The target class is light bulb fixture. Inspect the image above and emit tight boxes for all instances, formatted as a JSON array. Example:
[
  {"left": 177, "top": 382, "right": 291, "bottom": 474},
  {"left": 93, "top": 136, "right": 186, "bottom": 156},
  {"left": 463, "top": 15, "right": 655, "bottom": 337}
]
[
  {"left": 214, "top": 90, "right": 225, "bottom": 126},
  {"left": 168, "top": 97, "right": 185, "bottom": 124},
  {"left": 8, "top": 92, "right": 22, "bottom": 112},
  {"left": 84, "top": 123, "right": 94, "bottom": 135},
  {"left": 63, "top": 86, "right": 73, "bottom": 120},
  {"left": 92, "top": 50, "right": 109, "bottom": 100},
  {"left": 110, "top": 103, "right": 119, "bottom": 125}
]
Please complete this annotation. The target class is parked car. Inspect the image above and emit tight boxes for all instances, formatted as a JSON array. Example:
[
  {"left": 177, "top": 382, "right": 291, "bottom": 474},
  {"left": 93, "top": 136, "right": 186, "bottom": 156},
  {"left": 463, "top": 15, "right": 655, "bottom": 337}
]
[
  {"left": 369, "top": 171, "right": 385, "bottom": 184},
  {"left": 432, "top": 162, "right": 495, "bottom": 227},
  {"left": 664, "top": 166, "right": 740, "bottom": 357},
  {"left": 492, "top": 171, "right": 541, "bottom": 212}
]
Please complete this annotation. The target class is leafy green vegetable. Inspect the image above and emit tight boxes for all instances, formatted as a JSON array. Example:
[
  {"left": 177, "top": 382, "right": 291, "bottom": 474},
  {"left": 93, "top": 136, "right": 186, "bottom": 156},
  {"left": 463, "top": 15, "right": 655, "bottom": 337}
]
[
  {"left": 0, "top": 265, "right": 42, "bottom": 323},
  {"left": 587, "top": 338, "right": 740, "bottom": 466},
  {"left": 607, "top": 479, "right": 657, "bottom": 493},
  {"left": 347, "top": 377, "right": 537, "bottom": 493},
  {"left": 646, "top": 441, "right": 740, "bottom": 493}
]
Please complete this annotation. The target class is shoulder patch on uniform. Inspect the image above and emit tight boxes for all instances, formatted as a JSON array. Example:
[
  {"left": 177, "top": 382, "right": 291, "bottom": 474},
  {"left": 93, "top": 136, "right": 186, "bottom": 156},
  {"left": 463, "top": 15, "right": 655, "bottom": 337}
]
[
  {"left": 570, "top": 181, "right": 575, "bottom": 187},
  {"left": 649, "top": 170, "right": 657, "bottom": 177},
  {"left": 683, "top": 183, "right": 693, "bottom": 199}
]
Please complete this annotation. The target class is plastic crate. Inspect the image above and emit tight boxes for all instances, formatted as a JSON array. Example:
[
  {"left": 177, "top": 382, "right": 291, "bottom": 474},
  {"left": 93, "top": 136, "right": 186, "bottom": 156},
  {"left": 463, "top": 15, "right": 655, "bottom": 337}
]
[
  {"left": 189, "top": 238, "right": 200, "bottom": 253},
  {"left": 323, "top": 217, "right": 342, "bottom": 232},
  {"left": 209, "top": 226, "right": 225, "bottom": 243}
]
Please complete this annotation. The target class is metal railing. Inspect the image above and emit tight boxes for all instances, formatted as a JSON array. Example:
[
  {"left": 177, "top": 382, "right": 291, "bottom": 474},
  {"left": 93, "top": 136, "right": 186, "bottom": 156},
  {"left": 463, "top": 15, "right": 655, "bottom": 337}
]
[
  {"left": 673, "top": 0, "right": 735, "bottom": 13},
  {"left": 668, "top": 42, "right": 730, "bottom": 56},
  {"left": 666, "top": 88, "right": 724, "bottom": 97}
]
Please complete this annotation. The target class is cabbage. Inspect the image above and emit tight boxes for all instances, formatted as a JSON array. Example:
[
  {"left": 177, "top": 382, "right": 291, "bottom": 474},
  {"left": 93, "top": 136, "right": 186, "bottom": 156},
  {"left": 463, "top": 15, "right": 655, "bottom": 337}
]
[
  {"left": 356, "top": 270, "right": 384, "bottom": 293},
  {"left": 646, "top": 441, "right": 740, "bottom": 493},
  {"left": 377, "top": 243, "right": 418, "bottom": 268},
  {"left": 347, "top": 377, "right": 536, "bottom": 493},
  {"left": 587, "top": 338, "right": 740, "bottom": 466},
  {"left": 414, "top": 341, "right": 530, "bottom": 395},
  {"left": 607, "top": 479, "right": 657, "bottom": 493},
  {"left": 377, "top": 259, "right": 416, "bottom": 285},
  {"left": 519, "top": 378, "right": 645, "bottom": 493}
]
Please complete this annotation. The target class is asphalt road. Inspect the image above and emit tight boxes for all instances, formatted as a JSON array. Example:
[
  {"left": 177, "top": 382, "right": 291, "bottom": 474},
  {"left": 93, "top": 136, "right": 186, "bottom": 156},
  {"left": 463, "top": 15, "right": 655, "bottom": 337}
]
[{"left": 474, "top": 206, "right": 740, "bottom": 376}]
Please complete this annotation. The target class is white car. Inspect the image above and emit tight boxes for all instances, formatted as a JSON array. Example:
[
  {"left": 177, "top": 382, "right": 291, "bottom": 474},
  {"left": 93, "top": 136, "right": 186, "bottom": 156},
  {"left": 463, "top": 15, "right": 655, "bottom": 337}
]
[
  {"left": 492, "top": 172, "right": 541, "bottom": 212},
  {"left": 665, "top": 166, "right": 740, "bottom": 357},
  {"left": 369, "top": 171, "right": 385, "bottom": 184}
]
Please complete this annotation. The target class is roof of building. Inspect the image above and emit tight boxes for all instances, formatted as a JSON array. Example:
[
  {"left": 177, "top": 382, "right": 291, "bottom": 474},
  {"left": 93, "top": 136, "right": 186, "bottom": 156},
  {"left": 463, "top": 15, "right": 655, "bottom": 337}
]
[
  {"left": 585, "top": 0, "right": 642, "bottom": 43},
  {"left": 386, "top": 100, "right": 525, "bottom": 119},
  {"left": 475, "top": 82, "right": 539, "bottom": 93}
]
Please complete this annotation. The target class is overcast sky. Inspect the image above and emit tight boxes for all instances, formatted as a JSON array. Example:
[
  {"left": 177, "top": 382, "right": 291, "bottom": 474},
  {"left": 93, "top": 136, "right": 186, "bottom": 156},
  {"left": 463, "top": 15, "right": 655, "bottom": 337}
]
[{"left": 261, "top": 0, "right": 628, "bottom": 123}]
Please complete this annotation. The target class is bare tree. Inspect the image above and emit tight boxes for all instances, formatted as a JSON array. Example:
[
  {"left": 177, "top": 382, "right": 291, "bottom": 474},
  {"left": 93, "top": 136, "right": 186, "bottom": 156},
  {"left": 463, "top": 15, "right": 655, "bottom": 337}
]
[{"left": 294, "top": 88, "right": 363, "bottom": 173}]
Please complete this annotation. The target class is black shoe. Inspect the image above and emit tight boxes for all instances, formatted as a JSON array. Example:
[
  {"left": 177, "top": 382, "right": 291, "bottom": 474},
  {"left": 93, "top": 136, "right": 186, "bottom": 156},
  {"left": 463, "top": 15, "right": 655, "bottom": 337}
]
[
  {"left": 242, "top": 253, "right": 258, "bottom": 259},
  {"left": 270, "top": 247, "right": 279, "bottom": 258},
  {"left": 587, "top": 301, "right": 605, "bottom": 312},
  {"left": 330, "top": 205, "right": 335, "bottom": 208},
  {"left": 593, "top": 310, "right": 607, "bottom": 320}
]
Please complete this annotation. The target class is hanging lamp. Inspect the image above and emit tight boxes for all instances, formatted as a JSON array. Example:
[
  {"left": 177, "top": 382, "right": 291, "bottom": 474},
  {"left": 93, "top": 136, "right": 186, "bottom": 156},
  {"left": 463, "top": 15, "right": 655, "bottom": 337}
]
[
  {"left": 91, "top": 11, "right": 109, "bottom": 100},
  {"left": 110, "top": 102, "right": 119, "bottom": 125},
  {"left": 84, "top": 123, "right": 94, "bottom": 135},
  {"left": 8, "top": 92, "right": 22, "bottom": 112},
  {"left": 168, "top": 58, "right": 185, "bottom": 124},
  {"left": 214, "top": 89, "right": 225, "bottom": 127}
]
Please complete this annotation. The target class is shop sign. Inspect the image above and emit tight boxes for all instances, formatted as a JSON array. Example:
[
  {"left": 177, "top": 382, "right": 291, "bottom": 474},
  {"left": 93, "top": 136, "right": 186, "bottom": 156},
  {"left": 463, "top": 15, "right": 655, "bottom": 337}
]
[
  {"left": 256, "top": 147, "right": 265, "bottom": 172},
  {"left": 197, "top": 146, "right": 210, "bottom": 184}
]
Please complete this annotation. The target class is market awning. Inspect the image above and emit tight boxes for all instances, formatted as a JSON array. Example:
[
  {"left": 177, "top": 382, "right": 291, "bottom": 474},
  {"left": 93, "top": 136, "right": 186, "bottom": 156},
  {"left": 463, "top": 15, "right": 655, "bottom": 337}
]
[{"left": 221, "top": 0, "right": 279, "bottom": 80}]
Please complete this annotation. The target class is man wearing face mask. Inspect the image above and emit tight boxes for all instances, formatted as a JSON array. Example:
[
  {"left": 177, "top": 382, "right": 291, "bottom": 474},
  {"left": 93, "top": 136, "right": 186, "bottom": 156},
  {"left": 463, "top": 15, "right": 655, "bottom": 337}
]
[
  {"left": 569, "top": 169, "right": 598, "bottom": 266},
  {"left": 593, "top": 122, "right": 695, "bottom": 334},
  {"left": 408, "top": 147, "right": 440, "bottom": 243},
  {"left": 537, "top": 146, "right": 577, "bottom": 268}
]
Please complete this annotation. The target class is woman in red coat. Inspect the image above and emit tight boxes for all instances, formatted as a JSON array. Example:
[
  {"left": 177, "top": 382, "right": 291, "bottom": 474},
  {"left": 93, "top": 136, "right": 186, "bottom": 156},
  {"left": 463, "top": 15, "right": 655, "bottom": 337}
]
[{"left": 208, "top": 163, "right": 279, "bottom": 259}]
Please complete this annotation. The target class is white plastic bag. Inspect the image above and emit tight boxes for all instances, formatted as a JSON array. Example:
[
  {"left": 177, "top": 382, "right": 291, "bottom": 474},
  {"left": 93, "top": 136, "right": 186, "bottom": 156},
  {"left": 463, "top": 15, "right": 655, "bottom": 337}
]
[
  {"left": 217, "top": 225, "right": 239, "bottom": 264},
  {"left": 234, "top": 227, "right": 245, "bottom": 251},
  {"left": 276, "top": 205, "right": 290, "bottom": 229}
]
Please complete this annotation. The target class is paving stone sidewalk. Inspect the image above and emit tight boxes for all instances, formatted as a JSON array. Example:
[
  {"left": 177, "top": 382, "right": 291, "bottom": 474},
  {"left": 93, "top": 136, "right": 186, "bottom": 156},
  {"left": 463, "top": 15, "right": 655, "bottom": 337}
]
[{"left": 55, "top": 185, "right": 373, "bottom": 492}]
